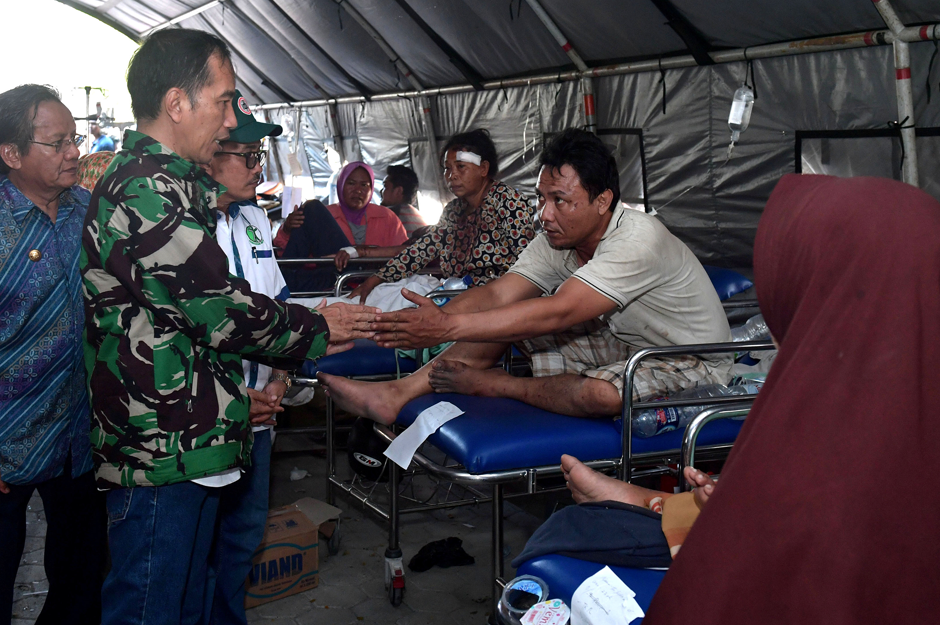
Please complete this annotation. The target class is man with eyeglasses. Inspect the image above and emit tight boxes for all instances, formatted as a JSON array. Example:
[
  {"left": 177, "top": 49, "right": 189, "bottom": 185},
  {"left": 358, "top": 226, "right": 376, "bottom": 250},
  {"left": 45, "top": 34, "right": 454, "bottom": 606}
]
[
  {"left": 0, "top": 84, "right": 106, "bottom": 625},
  {"left": 200, "top": 91, "right": 289, "bottom": 625},
  {"left": 81, "top": 29, "right": 377, "bottom": 625}
]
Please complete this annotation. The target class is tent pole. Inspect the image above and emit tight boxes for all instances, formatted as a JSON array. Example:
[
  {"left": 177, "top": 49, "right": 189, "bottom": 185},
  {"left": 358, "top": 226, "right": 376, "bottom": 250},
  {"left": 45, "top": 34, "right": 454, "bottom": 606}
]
[
  {"left": 291, "top": 106, "right": 302, "bottom": 157},
  {"left": 328, "top": 103, "right": 346, "bottom": 164},
  {"left": 334, "top": 0, "right": 442, "bottom": 195},
  {"left": 254, "top": 22, "right": 940, "bottom": 111},
  {"left": 524, "top": 0, "right": 596, "bottom": 133},
  {"left": 872, "top": 0, "right": 919, "bottom": 187}
]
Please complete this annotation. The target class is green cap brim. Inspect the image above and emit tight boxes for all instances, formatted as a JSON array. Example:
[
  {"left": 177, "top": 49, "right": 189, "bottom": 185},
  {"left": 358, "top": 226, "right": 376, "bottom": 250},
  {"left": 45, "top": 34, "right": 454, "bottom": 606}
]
[{"left": 228, "top": 121, "right": 283, "bottom": 144}]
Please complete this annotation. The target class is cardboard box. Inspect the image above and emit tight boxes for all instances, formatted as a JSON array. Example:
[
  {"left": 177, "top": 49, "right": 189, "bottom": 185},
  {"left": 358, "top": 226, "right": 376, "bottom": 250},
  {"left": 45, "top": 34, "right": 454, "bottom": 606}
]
[{"left": 244, "top": 497, "right": 342, "bottom": 609}]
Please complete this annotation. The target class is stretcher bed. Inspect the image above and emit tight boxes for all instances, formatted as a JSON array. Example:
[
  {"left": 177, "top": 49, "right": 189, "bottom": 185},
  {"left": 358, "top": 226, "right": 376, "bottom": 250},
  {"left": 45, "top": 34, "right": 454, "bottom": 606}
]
[{"left": 288, "top": 266, "right": 764, "bottom": 610}]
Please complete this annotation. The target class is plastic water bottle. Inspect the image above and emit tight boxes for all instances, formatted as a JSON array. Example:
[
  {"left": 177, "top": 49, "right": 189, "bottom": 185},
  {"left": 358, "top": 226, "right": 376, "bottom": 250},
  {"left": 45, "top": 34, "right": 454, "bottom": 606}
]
[
  {"left": 726, "top": 83, "right": 754, "bottom": 159},
  {"left": 731, "top": 314, "right": 769, "bottom": 342},
  {"left": 631, "top": 383, "right": 762, "bottom": 438},
  {"left": 442, "top": 275, "right": 473, "bottom": 291},
  {"left": 431, "top": 275, "right": 473, "bottom": 306}
]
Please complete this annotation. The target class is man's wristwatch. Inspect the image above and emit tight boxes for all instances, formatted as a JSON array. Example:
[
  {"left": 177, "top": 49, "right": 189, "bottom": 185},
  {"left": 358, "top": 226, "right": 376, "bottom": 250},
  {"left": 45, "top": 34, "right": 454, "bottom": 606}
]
[{"left": 270, "top": 372, "right": 292, "bottom": 390}]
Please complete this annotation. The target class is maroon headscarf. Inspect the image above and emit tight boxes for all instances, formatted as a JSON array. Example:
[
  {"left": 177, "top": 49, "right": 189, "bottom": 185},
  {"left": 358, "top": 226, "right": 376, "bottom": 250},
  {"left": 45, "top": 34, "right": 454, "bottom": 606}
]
[
  {"left": 645, "top": 175, "right": 940, "bottom": 624},
  {"left": 336, "top": 161, "right": 374, "bottom": 226}
]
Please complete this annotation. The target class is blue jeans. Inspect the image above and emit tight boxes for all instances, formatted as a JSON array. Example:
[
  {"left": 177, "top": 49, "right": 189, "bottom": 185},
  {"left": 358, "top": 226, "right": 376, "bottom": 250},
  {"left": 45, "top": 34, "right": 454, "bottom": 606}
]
[
  {"left": 102, "top": 481, "right": 221, "bottom": 625},
  {"left": 206, "top": 429, "right": 271, "bottom": 625}
]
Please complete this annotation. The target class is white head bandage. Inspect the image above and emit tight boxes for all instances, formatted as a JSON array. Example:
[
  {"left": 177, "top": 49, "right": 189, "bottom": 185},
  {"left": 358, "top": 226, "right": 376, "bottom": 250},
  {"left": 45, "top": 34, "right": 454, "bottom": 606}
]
[{"left": 455, "top": 150, "right": 482, "bottom": 166}]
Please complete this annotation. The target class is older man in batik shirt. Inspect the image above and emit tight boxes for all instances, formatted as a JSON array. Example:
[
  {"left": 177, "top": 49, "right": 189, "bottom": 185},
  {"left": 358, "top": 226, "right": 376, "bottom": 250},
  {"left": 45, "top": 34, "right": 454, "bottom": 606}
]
[{"left": 0, "top": 84, "right": 106, "bottom": 625}]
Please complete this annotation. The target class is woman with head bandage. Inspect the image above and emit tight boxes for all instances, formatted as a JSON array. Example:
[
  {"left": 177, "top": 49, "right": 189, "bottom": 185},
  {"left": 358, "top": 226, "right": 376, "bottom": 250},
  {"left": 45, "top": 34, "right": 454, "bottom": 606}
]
[{"left": 349, "top": 129, "right": 535, "bottom": 303}]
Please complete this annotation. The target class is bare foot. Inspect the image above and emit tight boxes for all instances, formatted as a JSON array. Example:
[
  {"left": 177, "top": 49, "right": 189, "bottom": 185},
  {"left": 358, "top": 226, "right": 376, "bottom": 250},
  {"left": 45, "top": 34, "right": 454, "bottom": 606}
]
[
  {"left": 427, "top": 359, "right": 511, "bottom": 396},
  {"left": 561, "top": 454, "right": 661, "bottom": 506},
  {"left": 317, "top": 373, "right": 406, "bottom": 426},
  {"left": 683, "top": 466, "right": 716, "bottom": 508}
]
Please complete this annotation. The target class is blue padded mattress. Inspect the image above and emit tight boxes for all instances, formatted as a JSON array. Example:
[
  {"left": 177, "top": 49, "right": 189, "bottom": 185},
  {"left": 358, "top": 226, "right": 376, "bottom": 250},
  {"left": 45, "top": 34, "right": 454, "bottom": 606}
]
[
  {"left": 301, "top": 339, "right": 418, "bottom": 377},
  {"left": 397, "top": 393, "right": 743, "bottom": 474}
]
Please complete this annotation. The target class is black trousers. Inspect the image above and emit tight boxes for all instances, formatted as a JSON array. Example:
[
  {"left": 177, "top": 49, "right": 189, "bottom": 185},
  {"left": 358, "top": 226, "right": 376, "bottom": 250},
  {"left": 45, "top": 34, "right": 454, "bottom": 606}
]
[
  {"left": 0, "top": 461, "right": 107, "bottom": 625},
  {"left": 282, "top": 199, "right": 351, "bottom": 293}
]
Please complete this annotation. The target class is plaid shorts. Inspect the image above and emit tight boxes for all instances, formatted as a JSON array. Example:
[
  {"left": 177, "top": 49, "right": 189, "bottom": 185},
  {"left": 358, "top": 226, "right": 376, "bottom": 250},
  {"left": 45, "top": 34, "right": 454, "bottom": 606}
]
[{"left": 518, "top": 319, "right": 727, "bottom": 402}]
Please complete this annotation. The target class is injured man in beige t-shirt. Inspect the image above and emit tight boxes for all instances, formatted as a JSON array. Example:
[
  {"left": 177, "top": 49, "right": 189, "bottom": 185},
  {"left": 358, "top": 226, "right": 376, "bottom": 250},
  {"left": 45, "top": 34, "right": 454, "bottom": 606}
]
[
  {"left": 506, "top": 201, "right": 732, "bottom": 401},
  {"left": 319, "top": 129, "right": 732, "bottom": 424}
]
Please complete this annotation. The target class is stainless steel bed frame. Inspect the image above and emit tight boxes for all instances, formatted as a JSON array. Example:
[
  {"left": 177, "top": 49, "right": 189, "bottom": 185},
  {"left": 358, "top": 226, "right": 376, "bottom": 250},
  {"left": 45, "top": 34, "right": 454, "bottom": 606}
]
[{"left": 279, "top": 260, "right": 771, "bottom": 610}]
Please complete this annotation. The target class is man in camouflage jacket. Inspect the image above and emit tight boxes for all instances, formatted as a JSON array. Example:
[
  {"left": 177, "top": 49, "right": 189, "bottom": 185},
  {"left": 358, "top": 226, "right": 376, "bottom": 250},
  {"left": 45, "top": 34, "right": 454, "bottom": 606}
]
[
  {"left": 82, "top": 128, "right": 326, "bottom": 488},
  {"left": 81, "top": 29, "right": 375, "bottom": 625}
]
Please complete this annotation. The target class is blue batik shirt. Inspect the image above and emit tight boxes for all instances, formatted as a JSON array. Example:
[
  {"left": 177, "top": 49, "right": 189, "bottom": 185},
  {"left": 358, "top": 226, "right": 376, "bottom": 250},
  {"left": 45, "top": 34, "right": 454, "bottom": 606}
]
[{"left": 0, "top": 175, "right": 94, "bottom": 484}]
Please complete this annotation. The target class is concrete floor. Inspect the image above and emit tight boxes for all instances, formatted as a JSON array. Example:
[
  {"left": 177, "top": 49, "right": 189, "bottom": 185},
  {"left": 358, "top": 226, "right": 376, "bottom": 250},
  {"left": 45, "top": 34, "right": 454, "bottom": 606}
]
[{"left": 11, "top": 424, "right": 564, "bottom": 625}]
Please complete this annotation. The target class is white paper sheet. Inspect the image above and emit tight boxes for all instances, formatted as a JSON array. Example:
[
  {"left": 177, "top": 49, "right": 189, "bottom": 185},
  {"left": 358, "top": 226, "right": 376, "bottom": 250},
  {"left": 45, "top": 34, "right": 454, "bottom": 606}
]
[
  {"left": 571, "top": 566, "right": 645, "bottom": 625},
  {"left": 281, "top": 187, "right": 303, "bottom": 216},
  {"left": 383, "top": 402, "right": 464, "bottom": 469}
]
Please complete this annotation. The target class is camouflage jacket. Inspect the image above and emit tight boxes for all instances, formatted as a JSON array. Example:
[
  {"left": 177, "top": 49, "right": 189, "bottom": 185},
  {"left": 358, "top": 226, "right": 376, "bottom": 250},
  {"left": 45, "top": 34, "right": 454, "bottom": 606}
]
[{"left": 82, "top": 130, "right": 329, "bottom": 489}]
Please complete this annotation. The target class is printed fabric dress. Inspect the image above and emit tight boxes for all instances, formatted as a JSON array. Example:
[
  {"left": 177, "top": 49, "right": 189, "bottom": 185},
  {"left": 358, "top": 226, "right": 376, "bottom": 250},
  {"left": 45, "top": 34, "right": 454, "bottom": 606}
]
[{"left": 374, "top": 180, "right": 535, "bottom": 286}]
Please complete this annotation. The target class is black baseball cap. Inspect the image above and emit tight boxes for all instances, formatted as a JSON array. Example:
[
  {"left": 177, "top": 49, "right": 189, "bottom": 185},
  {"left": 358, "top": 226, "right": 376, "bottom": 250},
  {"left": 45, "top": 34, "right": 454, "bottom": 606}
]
[{"left": 227, "top": 90, "right": 282, "bottom": 143}]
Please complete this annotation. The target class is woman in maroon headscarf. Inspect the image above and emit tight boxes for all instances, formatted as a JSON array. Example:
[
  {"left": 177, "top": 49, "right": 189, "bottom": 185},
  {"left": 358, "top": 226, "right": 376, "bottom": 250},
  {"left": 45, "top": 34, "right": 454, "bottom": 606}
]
[{"left": 644, "top": 174, "right": 940, "bottom": 623}]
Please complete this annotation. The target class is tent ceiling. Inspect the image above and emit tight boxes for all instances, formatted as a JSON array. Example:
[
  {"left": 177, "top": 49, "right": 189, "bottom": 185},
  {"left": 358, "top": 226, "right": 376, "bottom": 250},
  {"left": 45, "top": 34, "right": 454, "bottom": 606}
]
[{"left": 59, "top": 0, "right": 940, "bottom": 104}]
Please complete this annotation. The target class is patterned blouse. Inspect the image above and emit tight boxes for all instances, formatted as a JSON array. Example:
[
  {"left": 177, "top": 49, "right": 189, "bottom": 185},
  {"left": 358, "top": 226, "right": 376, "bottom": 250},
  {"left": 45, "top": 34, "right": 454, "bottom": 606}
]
[
  {"left": 375, "top": 180, "right": 535, "bottom": 285},
  {"left": 77, "top": 151, "right": 116, "bottom": 192}
]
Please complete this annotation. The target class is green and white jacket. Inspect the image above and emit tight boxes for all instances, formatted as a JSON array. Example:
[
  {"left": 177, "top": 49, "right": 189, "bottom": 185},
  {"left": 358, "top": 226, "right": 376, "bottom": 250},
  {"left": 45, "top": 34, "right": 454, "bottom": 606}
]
[{"left": 82, "top": 130, "right": 329, "bottom": 489}]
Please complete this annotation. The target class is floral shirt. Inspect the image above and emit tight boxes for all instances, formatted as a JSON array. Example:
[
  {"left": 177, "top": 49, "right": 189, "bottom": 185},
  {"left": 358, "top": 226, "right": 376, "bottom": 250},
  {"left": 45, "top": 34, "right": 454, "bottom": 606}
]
[{"left": 375, "top": 181, "right": 535, "bottom": 285}]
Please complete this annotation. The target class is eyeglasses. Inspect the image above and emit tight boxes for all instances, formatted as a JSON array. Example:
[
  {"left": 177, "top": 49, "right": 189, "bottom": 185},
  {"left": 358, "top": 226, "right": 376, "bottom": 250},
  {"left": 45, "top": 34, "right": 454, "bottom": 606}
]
[
  {"left": 29, "top": 134, "right": 85, "bottom": 153},
  {"left": 216, "top": 150, "right": 267, "bottom": 169}
]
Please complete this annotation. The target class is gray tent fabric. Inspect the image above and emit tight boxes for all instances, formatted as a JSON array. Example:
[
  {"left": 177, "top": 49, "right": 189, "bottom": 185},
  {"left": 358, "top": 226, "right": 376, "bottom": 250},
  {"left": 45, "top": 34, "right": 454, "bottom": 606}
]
[{"left": 59, "top": 0, "right": 940, "bottom": 266}]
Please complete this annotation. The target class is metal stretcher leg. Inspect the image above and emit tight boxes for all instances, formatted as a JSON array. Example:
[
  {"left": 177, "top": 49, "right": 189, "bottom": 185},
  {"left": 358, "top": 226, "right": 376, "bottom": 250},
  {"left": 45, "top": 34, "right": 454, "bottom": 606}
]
[
  {"left": 385, "top": 447, "right": 405, "bottom": 606},
  {"left": 492, "top": 483, "right": 505, "bottom": 620},
  {"left": 325, "top": 395, "right": 335, "bottom": 506}
]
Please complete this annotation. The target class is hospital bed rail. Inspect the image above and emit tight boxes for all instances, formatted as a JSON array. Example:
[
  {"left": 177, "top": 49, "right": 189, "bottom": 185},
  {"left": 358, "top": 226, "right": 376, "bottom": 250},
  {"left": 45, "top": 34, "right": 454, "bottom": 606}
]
[
  {"left": 277, "top": 256, "right": 395, "bottom": 298},
  {"left": 621, "top": 339, "right": 775, "bottom": 480},
  {"left": 678, "top": 402, "right": 752, "bottom": 491}
]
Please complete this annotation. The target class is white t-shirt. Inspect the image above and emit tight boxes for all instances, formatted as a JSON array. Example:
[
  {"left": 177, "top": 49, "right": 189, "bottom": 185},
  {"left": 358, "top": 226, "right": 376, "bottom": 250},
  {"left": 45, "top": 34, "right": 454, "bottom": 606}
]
[
  {"left": 508, "top": 205, "right": 732, "bottom": 375},
  {"left": 193, "top": 201, "right": 290, "bottom": 488}
]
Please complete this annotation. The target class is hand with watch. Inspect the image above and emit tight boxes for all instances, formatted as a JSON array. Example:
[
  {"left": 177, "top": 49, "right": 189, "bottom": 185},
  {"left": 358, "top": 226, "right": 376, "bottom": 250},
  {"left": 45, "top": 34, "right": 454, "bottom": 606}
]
[{"left": 249, "top": 370, "right": 292, "bottom": 425}]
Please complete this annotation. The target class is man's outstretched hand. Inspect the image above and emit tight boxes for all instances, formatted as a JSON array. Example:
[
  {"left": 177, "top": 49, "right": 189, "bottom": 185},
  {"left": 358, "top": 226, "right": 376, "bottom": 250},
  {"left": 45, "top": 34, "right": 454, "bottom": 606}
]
[
  {"left": 371, "top": 289, "right": 454, "bottom": 349},
  {"left": 315, "top": 299, "right": 380, "bottom": 344}
]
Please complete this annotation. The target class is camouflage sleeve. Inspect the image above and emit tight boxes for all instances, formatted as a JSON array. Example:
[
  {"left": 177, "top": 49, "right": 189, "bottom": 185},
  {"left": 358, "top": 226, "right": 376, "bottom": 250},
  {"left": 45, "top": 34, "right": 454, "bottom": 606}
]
[{"left": 95, "top": 171, "right": 330, "bottom": 362}]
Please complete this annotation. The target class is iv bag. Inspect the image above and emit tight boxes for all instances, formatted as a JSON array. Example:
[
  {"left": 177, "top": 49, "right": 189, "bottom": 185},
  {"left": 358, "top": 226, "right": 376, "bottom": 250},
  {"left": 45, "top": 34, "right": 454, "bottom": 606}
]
[{"left": 728, "top": 84, "right": 755, "bottom": 143}]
